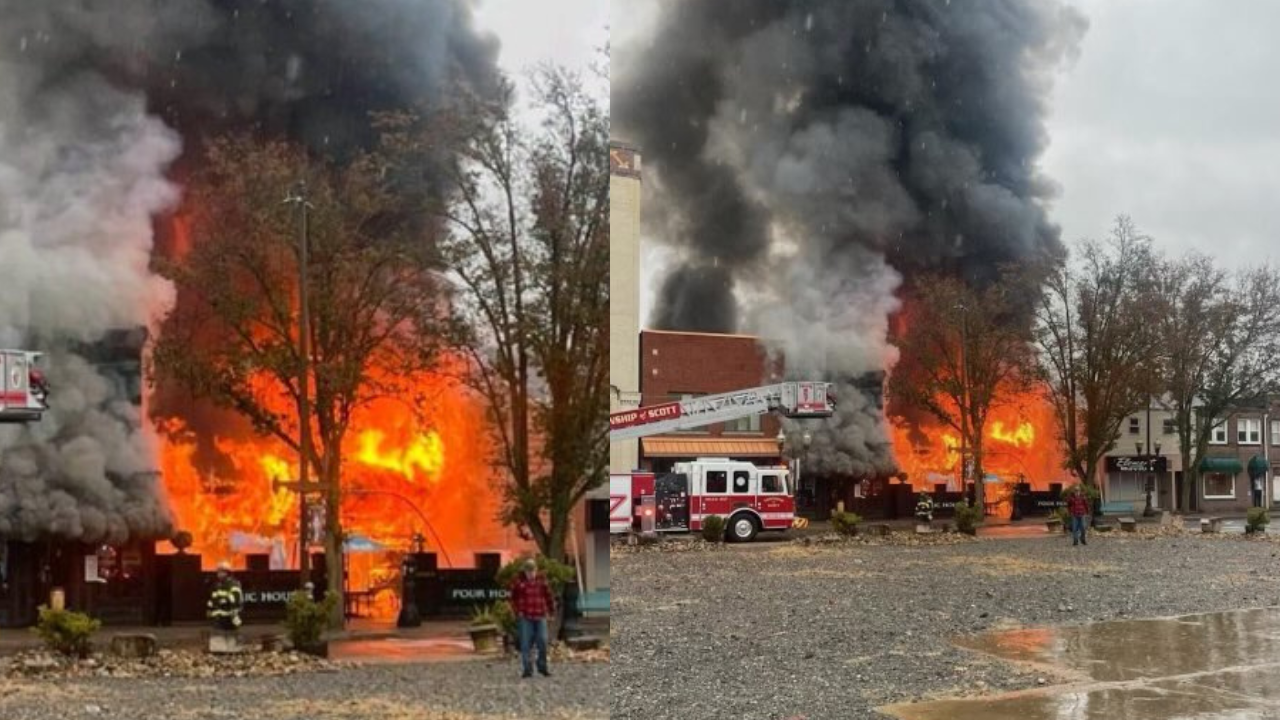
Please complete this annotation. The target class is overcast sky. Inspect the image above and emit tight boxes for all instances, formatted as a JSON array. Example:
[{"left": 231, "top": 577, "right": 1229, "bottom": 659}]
[
  {"left": 474, "top": 0, "right": 608, "bottom": 102},
  {"left": 1043, "top": 0, "right": 1280, "bottom": 266},
  {"left": 621, "top": 0, "right": 1280, "bottom": 322}
]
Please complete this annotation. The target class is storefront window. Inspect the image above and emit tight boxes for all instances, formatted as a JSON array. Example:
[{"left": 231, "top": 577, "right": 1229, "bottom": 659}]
[{"left": 1204, "top": 473, "right": 1235, "bottom": 499}]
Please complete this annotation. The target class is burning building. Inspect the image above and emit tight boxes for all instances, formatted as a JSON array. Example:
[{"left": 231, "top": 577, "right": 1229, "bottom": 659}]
[
  {"left": 617, "top": 0, "right": 1087, "bottom": 492},
  {"left": 0, "top": 1, "right": 543, "bottom": 623}
]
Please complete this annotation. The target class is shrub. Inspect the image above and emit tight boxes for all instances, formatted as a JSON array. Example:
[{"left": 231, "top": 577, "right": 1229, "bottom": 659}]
[
  {"left": 33, "top": 606, "right": 100, "bottom": 658},
  {"left": 285, "top": 590, "right": 338, "bottom": 650},
  {"left": 1051, "top": 507, "right": 1070, "bottom": 525},
  {"left": 1247, "top": 507, "right": 1270, "bottom": 534},
  {"left": 830, "top": 511, "right": 862, "bottom": 536},
  {"left": 700, "top": 515, "right": 726, "bottom": 542},
  {"left": 469, "top": 604, "right": 498, "bottom": 627},
  {"left": 491, "top": 599, "right": 517, "bottom": 639},
  {"left": 495, "top": 555, "right": 576, "bottom": 593},
  {"left": 954, "top": 501, "right": 982, "bottom": 535}
]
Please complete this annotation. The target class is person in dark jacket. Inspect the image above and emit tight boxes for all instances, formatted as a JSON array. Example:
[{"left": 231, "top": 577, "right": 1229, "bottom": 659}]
[
  {"left": 207, "top": 562, "right": 244, "bottom": 631},
  {"left": 1066, "top": 488, "right": 1090, "bottom": 547}
]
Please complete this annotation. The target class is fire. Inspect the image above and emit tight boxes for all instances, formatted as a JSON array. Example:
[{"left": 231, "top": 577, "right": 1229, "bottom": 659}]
[
  {"left": 157, "top": 362, "right": 522, "bottom": 579},
  {"left": 989, "top": 420, "right": 1035, "bottom": 448},
  {"left": 890, "top": 388, "right": 1070, "bottom": 512},
  {"left": 354, "top": 429, "right": 444, "bottom": 483}
]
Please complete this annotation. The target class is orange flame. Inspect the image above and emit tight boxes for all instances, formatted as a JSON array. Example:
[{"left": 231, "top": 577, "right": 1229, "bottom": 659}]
[
  {"left": 157, "top": 361, "right": 525, "bottom": 582},
  {"left": 891, "top": 388, "right": 1071, "bottom": 509}
]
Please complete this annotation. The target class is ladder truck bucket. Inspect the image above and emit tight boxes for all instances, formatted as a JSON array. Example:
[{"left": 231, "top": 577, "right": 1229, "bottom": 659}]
[
  {"left": 0, "top": 350, "right": 49, "bottom": 424},
  {"left": 779, "top": 381, "right": 835, "bottom": 419}
]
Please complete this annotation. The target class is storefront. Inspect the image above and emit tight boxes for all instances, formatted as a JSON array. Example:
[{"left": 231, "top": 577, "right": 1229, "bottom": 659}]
[
  {"left": 1196, "top": 455, "right": 1269, "bottom": 513},
  {"left": 1104, "top": 455, "right": 1169, "bottom": 511}
]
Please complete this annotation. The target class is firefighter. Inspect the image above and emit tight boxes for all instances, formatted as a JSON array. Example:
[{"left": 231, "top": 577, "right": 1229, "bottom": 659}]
[{"left": 207, "top": 561, "right": 244, "bottom": 631}]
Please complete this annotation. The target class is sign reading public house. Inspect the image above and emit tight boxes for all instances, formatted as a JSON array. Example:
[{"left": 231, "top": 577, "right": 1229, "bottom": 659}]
[{"left": 1105, "top": 456, "right": 1168, "bottom": 473}]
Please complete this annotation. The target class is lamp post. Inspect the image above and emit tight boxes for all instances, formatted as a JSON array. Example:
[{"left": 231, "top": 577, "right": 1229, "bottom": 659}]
[
  {"left": 1136, "top": 439, "right": 1158, "bottom": 518},
  {"left": 284, "top": 182, "right": 315, "bottom": 589}
]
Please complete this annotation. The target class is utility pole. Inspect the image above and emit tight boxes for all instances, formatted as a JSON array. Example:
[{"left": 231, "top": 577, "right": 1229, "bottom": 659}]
[{"left": 284, "top": 181, "right": 315, "bottom": 589}]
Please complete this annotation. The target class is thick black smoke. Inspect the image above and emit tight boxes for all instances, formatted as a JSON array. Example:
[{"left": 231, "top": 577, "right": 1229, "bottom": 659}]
[
  {"left": 617, "top": 0, "right": 1085, "bottom": 477},
  {"left": 4, "top": 0, "right": 501, "bottom": 157},
  {"left": 0, "top": 0, "right": 500, "bottom": 543}
]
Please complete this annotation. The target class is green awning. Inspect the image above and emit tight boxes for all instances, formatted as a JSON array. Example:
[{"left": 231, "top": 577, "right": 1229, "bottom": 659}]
[
  {"left": 1200, "top": 457, "right": 1244, "bottom": 474},
  {"left": 1249, "top": 455, "right": 1269, "bottom": 480}
]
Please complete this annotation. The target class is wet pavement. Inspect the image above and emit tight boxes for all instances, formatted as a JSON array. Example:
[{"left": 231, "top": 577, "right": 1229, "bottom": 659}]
[
  {"left": 330, "top": 635, "right": 478, "bottom": 663},
  {"left": 883, "top": 607, "right": 1280, "bottom": 719}
]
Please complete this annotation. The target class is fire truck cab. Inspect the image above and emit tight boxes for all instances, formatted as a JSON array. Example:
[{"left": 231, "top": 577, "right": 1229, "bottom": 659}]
[{"left": 611, "top": 458, "right": 794, "bottom": 542}]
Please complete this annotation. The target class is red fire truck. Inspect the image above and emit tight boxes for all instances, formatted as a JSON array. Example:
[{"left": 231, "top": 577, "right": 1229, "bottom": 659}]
[
  {"left": 609, "top": 381, "right": 834, "bottom": 542},
  {"left": 0, "top": 350, "right": 49, "bottom": 424}
]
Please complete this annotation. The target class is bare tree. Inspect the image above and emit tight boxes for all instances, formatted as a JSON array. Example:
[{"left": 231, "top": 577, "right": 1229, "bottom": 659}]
[
  {"left": 383, "top": 65, "right": 609, "bottom": 562},
  {"left": 889, "top": 274, "right": 1036, "bottom": 515},
  {"left": 153, "top": 137, "right": 441, "bottom": 626},
  {"left": 1161, "top": 257, "right": 1280, "bottom": 511},
  {"left": 1033, "top": 217, "right": 1165, "bottom": 490}
]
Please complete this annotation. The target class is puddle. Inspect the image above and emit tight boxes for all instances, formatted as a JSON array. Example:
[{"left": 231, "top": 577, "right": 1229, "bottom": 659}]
[{"left": 884, "top": 607, "right": 1280, "bottom": 719}]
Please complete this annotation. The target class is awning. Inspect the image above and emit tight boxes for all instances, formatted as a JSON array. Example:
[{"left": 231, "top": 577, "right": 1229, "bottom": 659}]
[
  {"left": 642, "top": 437, "right": 781, "bottom": 458},
  {"left": 1199, "top": 457, "right": 1244, "bottom": 474},
  {"left": 1249, "top": 455, "right": 1269, "bottom": 480}
]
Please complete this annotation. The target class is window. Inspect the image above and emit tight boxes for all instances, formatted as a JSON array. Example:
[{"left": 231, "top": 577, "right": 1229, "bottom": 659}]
[
  {"left": 705, "top": 470, "right": 727, "bottom": 494},
  {"left": 1163, "top": 418, "right": 1176, "bottom": 436},
  {"left": 1204, "top": 473, "right": 1235, "bottom": 499},
  {"left": 761, "top": 473, "right": 782, "bottom": 494},
  {"left": 1238, "top": 418, "right": 1262, "bottom": 445},
  {"left": 1272, "top": 420, "right": 1280, "bottom": 446},
  {"left": 1209, "top": 420, "right": 1228, "bottom": 445},
  {"left": 724, "top": 413, "right": 761, "bottom": 434},
  {"left": 1128, "top": 417, "right": 1140, "bottom": 435},
  {"left": 731, "top": 470, "right": 752, "bottom": 494}
]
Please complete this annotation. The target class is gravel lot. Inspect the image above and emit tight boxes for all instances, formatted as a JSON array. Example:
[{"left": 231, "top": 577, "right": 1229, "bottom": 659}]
[
  {"left": 0, "top": 657, "right": 609, "bottom": 720},
  {"left": 611, "top": 529, "right": 1280, "bottom": 720}
]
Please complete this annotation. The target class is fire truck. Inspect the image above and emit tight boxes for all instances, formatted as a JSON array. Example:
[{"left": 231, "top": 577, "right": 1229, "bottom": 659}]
[
  {"left": 609, "top": 381, "right": 834, "bottom": 542},
  {"left": 0, "top": 350, "right": 50, "bottom": 424}
]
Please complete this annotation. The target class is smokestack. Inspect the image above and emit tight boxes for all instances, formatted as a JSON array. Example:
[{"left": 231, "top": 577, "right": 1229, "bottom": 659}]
[
  {"left": 617, "top": 0, "right": 1085, "bottom": 476},
  {"left": 0, "top": 0, "right": 501, "bottom": 542}
]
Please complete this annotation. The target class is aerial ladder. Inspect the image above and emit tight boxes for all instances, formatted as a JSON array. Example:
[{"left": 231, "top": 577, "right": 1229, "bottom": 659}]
[
  {"left": 0, "top": 350, "right": 50, "bottom": 424},
  {"left": 609, "top": 380, "right": 836, "bottom": 441}
]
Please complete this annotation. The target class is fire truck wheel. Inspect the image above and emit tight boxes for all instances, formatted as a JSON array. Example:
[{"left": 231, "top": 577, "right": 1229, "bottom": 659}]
[{"left": 729, "top": 514, "right": 759, "bottom": 542}]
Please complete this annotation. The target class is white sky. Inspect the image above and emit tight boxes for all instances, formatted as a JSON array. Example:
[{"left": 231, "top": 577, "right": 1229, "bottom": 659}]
[
  {"left": 621, "top": 0, "right": 1280, "bottom": 324},
  {"left": 473, "top": 0, "right": 608, "bottom": 102},
  {"left": 1043, "top": 0, "right": 1280, "bottom": 267}
]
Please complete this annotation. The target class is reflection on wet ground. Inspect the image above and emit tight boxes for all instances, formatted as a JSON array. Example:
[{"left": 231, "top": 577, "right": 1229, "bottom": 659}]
[
  {"left": 884, "top": 607, "right": 1280, "bottom": 719},
  {"left": 331, "top": 636, "right": 477, "bottom": 663}
]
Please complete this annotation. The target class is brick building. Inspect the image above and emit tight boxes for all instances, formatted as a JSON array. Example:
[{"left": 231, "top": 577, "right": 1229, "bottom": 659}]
[
  {"left": 1193, "top": 400, "right": 1277, "bottom": 514},
  {"left": 638, "top": 330, "right": 785, "bottom": 472}
]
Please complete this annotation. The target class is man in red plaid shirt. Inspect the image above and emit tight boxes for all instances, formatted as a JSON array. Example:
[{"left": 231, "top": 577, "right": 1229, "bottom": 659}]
[{"left": 510, "top": 557, "right": 556, "bottom": 678}]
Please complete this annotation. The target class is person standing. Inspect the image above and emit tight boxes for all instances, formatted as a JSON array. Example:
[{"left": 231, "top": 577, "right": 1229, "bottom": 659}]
[
  {"left": 1066, "top": 488, "right": 1090, "bottom": 547},
  {"left": 509, "top": 557, "right": 556, "bottom": 678}
]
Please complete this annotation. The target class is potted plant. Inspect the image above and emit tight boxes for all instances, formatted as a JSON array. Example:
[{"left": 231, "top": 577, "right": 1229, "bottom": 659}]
[{"left": 468, "top": 604, "right": 502, "bottom": 653}]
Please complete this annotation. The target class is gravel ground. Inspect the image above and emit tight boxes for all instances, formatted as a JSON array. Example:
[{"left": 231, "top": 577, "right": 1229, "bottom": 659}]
[
  {"left": 611, "top": 529, "right": 1280, "bottom": 720},
  {"left": 0, "top": 657, "right": 608, "bottom": 719}
]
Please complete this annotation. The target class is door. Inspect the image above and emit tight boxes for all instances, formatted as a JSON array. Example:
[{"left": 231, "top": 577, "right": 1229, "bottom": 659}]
[
  {"left": 695, "top": 468, "right": 733, "bottom": 527},
  {"left": 757, "top": 471, "right": 794, "bottom": 529}
]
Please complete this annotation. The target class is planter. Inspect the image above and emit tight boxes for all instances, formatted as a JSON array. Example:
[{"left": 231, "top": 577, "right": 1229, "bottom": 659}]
[
  {"left": 469, "top": 624, "right": 501, "bottom": 654},
  {"left": 296, "top": 641, "right": 329, "bottom": 658},
  {"left": 1046, "top": 519, "right": 1062, "bottom": 533}
]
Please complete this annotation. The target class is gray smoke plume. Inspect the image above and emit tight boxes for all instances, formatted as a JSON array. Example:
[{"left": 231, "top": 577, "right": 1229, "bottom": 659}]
[
  {"left": 0, "top": 0, "right": 500, "bottom": 541},
  {"left": 617, "top": 0, "right": 1085, "bottom": 477}
]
